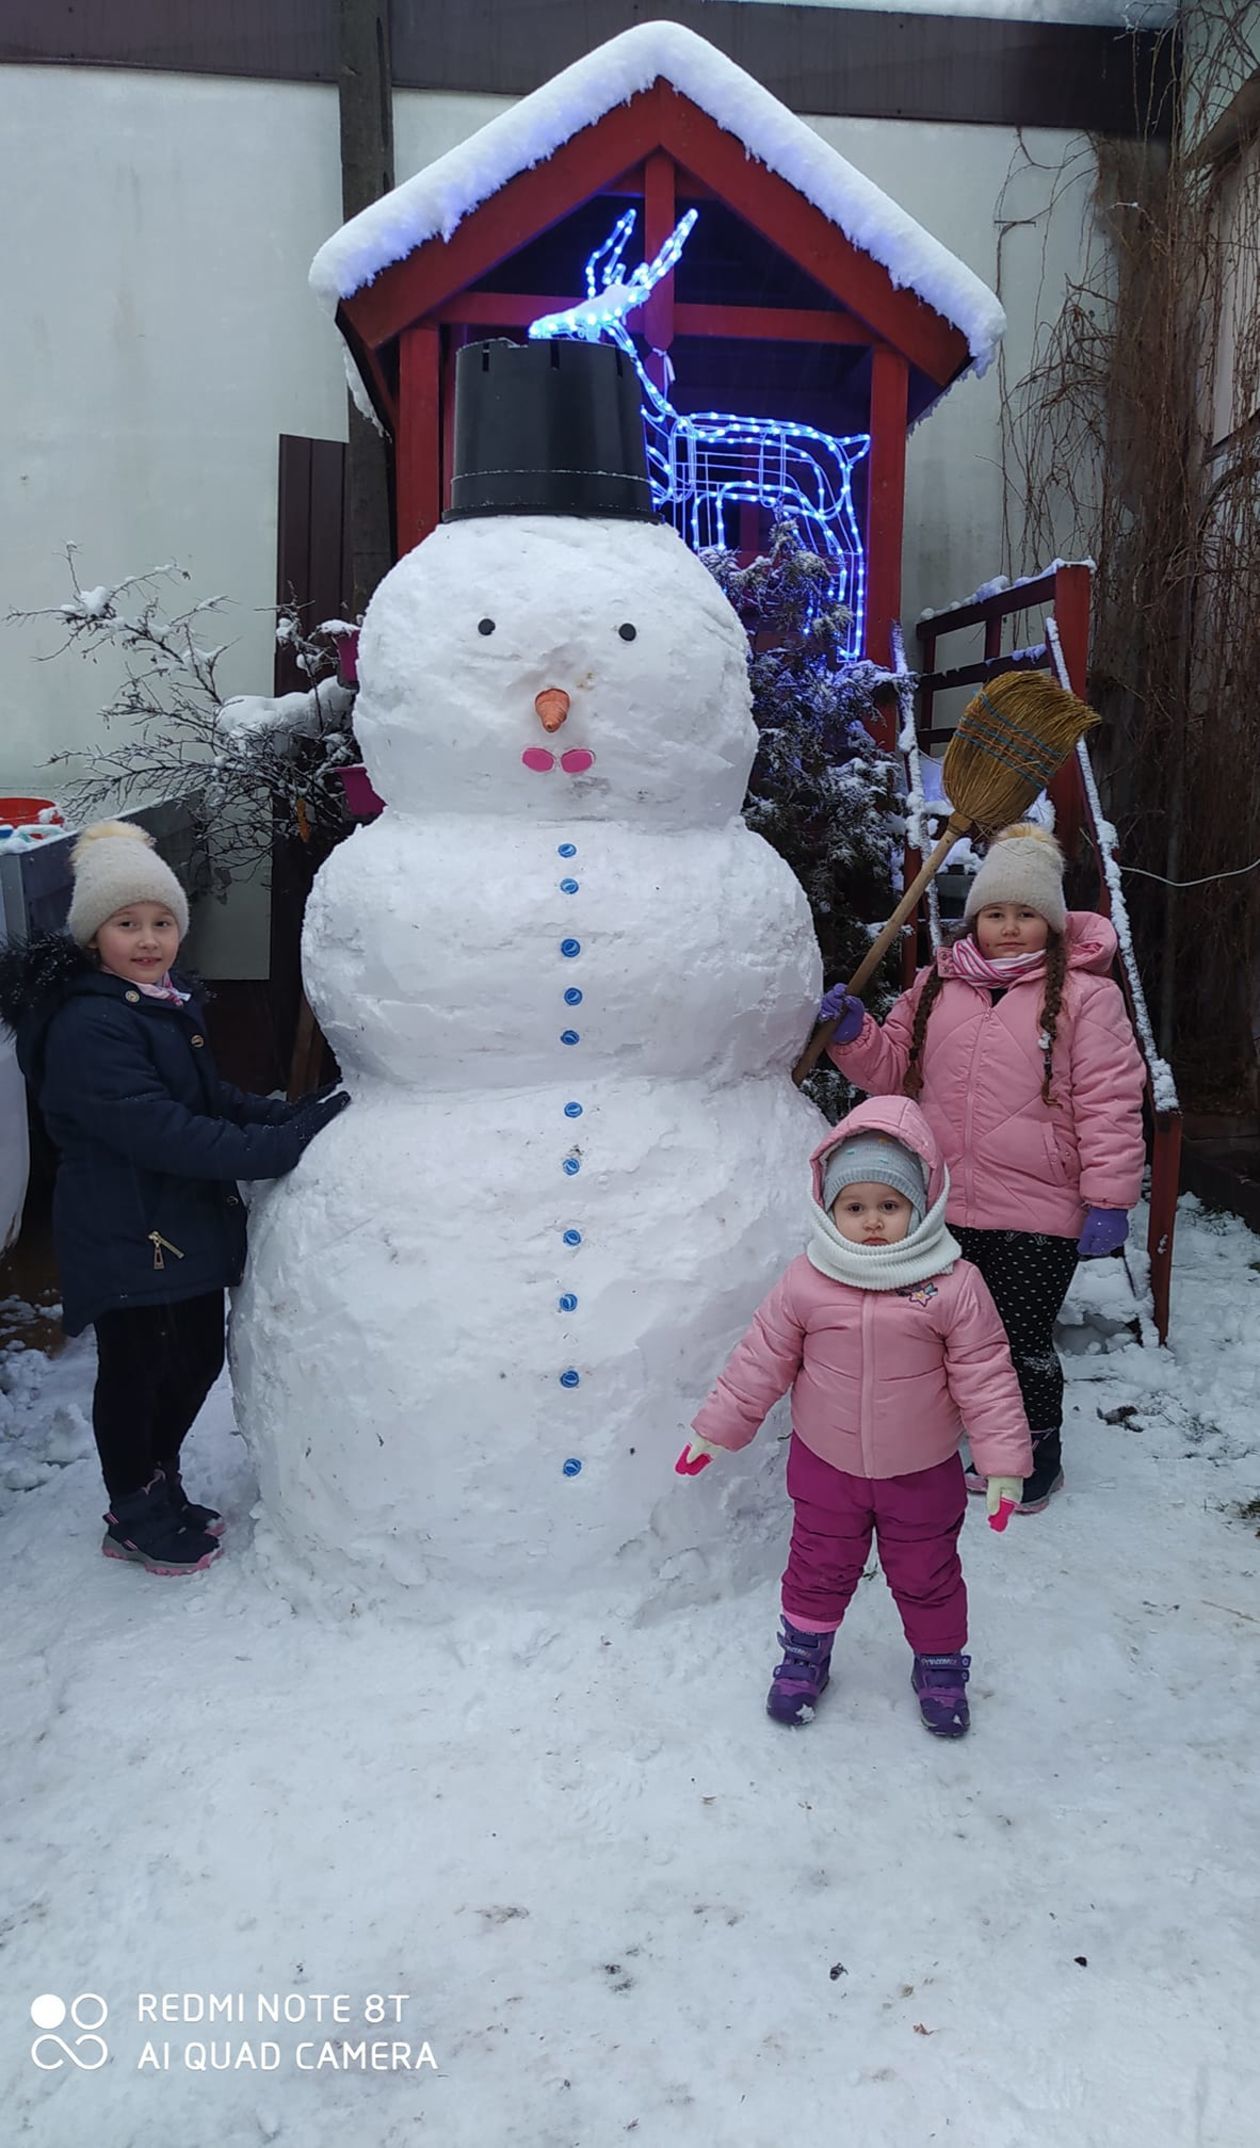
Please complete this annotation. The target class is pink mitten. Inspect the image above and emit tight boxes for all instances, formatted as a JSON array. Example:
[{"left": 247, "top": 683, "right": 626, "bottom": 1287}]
[
  {"left": 676, "top": 1436, "right": 722, "bottom": 1477},
  {"left": 986, "top": 1475, "right": 1022, "bottom": 1532}
]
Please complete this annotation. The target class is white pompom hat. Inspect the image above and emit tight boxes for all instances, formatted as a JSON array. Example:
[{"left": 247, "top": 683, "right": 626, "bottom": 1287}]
[
  {"left": 963, "top": 822, "right": 1066, "bottom": 935},
  {"left": 66, "top": 820, "right": 190, "bottom": 948}
]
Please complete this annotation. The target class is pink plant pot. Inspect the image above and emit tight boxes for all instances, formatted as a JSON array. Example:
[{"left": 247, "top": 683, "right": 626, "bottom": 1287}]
[
  {"left": 338, "top": 764, "right": 385, "bottom": 820},
  {"left": 332, "top": 628, "right": 360, "bottom": 686}
]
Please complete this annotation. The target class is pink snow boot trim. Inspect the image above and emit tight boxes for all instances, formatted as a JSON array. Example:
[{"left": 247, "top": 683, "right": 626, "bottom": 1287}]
[{"left": 101, "top": 1532, "right": 222, "bottom": 1576}]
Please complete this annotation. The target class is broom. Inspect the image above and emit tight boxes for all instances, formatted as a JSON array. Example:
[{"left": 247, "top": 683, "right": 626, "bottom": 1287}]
[{"left": 792, "top": 669, "right": 1100, "bottom": 1087}]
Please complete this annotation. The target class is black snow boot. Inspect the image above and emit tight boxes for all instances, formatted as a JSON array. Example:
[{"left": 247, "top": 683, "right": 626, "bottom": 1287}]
[
  {"left": 1017, "top": 1430, "right": 1065, "bottom": 1514},
  {"left": 102, "top": 1471, "right": 222, "bottom": 1575},
  {"left": 161, "top": 1463, "right": 225, "bottom": 1537}
]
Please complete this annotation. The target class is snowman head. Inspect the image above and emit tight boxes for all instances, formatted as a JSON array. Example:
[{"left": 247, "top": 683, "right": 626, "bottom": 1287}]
[{"left": 352, "top": 514, "right": 756, "bottom": 826}]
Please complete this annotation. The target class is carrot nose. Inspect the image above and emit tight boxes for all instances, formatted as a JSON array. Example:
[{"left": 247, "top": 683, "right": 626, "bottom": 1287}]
[{"left": 535, "top": 687, "right": 570, "bottom": 734}]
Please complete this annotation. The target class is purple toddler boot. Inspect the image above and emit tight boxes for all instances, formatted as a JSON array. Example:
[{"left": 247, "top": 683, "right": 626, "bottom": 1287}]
[
  {"left": 911, "top": 1652, "right": 971, "bottom": 1738},
  {"left": 766, "top": 1620, "right": 834, "bottom": 1726}
]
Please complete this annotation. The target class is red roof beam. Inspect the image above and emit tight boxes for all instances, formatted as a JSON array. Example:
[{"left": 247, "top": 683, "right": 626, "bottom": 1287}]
[
  {"left": 424, "top": 294, "right": 874, "bottom": 346},
  {"left": 340, "top": 100, "right": 659, "bottom": 352},
  {"left": 339, "top": 81, "right": 969, "bottom": 385}
]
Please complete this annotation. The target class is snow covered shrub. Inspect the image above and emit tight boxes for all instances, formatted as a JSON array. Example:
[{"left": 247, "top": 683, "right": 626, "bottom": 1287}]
[
  {"left": 10, "top": 552, "right": 360, "bottom": 886},
  {"left": 703, "top": 519, "right": 905, "bottom": 980}
]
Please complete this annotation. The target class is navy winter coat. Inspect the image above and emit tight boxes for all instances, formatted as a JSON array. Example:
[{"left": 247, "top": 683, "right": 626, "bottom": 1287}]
[{"left": 0, "top": 936, "right": 339, "bottom": 1335}]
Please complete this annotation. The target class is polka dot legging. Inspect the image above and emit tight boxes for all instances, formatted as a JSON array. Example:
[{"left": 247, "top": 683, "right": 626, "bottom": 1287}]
[{"left": 952, "top": 1227, "right": 1080, "bottom": 1432}]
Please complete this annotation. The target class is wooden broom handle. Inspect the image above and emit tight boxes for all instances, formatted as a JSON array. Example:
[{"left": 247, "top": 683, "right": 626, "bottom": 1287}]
[{"left": 791, "top": 815, "right": 971, "bottom": 1088}]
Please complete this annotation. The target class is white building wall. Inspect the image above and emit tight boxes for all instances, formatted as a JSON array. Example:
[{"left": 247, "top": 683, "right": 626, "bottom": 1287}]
[{"left": 1, "top": 65, "right": 1104, "bottom": 972}]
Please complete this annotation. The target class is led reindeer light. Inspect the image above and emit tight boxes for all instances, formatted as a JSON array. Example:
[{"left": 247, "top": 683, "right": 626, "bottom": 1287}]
[{"left": 530, "top": 211, "right": 870, "bottom": 656}]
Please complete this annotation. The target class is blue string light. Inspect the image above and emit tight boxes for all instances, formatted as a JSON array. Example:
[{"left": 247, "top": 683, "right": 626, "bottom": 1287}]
[{"left": 529, "top": 209, "right": 870, "bottom": 656}]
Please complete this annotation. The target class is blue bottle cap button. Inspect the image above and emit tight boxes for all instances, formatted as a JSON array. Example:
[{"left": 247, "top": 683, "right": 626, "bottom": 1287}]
[
  {"left": 564, "top": 987, "right": 583, "bottom": 1006},
  {"left": 558, "top": 843, "right": 577, "bottom": 858},
  {"left": 562, "top": 1457, "right": 582, "bottom": 1476},
  {"left": 560, "top": 878, "right": 580, "bottom": 894},
  {"left": 558, "top": 1293, "right": 578, "bottom": 1312},
  {"left": 562, "top": 1157, "right": 581, "bottom": 1176},
  {"left": 560, "top": 1030, "right": 580, "bottom": 1045},
  {"left": 563, "top": 1101, "right": 583, "bottom": 1117},
  {"left": 560, "top": 939, "right": 581, "bottom": 958},
  {"left": 562, "top": 1229, "right": 582, "bottom": 1247},
  {"left": 560, "top": 1369, "right": 580, "bottom": 1388}
]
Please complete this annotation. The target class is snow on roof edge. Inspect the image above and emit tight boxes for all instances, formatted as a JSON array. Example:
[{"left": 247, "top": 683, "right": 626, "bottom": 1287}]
[{"left": 309, "top": 20, "right": 1005, "bottom": 376}]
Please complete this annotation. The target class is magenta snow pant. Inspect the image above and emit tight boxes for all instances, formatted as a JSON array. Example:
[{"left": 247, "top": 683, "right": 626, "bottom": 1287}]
[{"left": 780, "top": 1435, "right": 968, "bottom": 1653}]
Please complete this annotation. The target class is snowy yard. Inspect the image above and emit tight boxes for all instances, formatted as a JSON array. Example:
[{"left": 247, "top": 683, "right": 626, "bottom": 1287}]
[{"left": 2, "top": 1194, "right": 1258, "bottom": 2148}]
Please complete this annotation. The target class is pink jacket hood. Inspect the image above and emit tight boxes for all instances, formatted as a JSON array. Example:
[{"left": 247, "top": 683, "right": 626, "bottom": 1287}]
[{"left": 808, "top": 1095, "right": 948, "bottom": 1213}]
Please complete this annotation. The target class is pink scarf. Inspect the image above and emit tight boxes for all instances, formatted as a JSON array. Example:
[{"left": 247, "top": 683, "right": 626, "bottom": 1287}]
[
  {"left": 947, "top": 937, "right": 1046, "bottom": 992},
  {"left": 137, "top": 974, "right": 190, "bottom": 1006}
]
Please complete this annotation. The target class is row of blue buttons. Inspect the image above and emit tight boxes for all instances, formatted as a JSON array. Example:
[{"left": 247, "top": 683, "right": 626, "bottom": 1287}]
[{"left": 557, "top": 842, "right": 582, "bottom": 1428}]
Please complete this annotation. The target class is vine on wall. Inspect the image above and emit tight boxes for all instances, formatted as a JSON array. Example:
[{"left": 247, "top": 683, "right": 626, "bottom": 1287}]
[{"left": 1000, "top": 1, "right": 1260, "bottom": 1113}]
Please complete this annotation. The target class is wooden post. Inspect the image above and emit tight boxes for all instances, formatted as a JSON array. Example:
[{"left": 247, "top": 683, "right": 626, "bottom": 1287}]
[
  {"left": 864, "top": 347, "right": 908, "bottom": 708},
  {"left": 1048, "top": 563, "right": 1091, "bottom": 861},
  {"left": 441, "top": 324, "right": 471, "bottom": 504},
  {"left": 396, "top": 325, "right": 442, "bottom": 554},
  {"left": 338, "top": 0, "right": 396, "bottom": 606},
  {"left": 1148, "top": 1115, "right": 1182, "bottom": 1345},
  {"left": 642, "top": 152, "right": 676, "bottom": 396}
]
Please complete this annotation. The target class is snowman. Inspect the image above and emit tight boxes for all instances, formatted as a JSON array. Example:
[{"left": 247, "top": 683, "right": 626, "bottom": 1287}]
[{"left": 232, "top": 340, "right": 824, "bottom": 1609}]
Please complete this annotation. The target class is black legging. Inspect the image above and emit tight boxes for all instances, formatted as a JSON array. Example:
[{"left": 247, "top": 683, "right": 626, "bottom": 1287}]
[
  {"left": 91, "top": 1292, "right": 227, "bottom": 1500},
  {"left": 952, "top": 1227, "right": 1079, "bottom": 1433}
]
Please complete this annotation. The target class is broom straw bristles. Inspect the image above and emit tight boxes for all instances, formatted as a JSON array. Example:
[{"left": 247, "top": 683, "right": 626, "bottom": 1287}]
[
  {"left": 790, "top": 666, "right": 1100, "bottom": 1086},
  {"left": 943, "top": 670, "right": 1099, "bottom": 838}
]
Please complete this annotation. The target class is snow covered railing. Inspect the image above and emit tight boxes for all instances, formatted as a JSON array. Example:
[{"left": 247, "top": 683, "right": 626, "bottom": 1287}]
[
  {"left": 1044, "top": 615, "right": 1178, "bottom": 1118},
  {"left": 891, "top": 622, "right": 942, "bottom": 967}
]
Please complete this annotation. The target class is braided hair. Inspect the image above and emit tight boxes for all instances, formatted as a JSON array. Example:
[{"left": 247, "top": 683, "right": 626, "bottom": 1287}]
[
  {"left": 902, "top": 968, "right": 947, "bottom": 1099},
  {"left": 1037, "top": 931, "right": 1068, "bottom": 1104},
  {"left": 901, "top": 929, "right": 1068, "bottom": 1104}
]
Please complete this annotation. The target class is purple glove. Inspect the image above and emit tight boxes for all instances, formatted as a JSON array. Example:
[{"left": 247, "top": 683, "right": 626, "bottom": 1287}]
[
  {"left": 1077, "top": 1206, "right": 1129, "bottom": 1258},
  {"left": 818, "top": 985, "right": 865, "bottom": 1045}
]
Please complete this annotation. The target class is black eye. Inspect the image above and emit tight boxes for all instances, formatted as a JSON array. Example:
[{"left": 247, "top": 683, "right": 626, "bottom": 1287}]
[
  {"left": 477, "top": 618, "right": 495, "bottom": 637},
  {"left": 618, "top": 622, "right": 637, "bottom": 642}
]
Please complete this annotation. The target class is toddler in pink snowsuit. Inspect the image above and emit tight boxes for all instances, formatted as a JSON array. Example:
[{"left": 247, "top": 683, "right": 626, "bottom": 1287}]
[{"left": 680, "top": 1097, "right": 1032, "bottom": 1736}]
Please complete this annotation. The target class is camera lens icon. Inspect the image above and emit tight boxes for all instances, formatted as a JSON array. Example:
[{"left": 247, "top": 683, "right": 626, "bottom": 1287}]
[{"left": 30, "top": 1993, "right": 109, "bottom": 2069}]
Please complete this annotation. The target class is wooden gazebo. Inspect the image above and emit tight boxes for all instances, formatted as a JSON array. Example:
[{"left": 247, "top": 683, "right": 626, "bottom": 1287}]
[{"left": 311, "top": 21, "right": 1003, "bottom": 672}]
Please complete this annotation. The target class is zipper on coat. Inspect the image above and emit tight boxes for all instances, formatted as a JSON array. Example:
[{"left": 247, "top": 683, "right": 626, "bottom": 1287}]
[
  {"left": 961, "top": 997, "right": 994, "bottom": 1220},
  {"left": 148, "top": 1231, "right": 185, "bottom": 1271},
  {"left": 860, "top": 1292, "right": 876, "bottom": 1472}
]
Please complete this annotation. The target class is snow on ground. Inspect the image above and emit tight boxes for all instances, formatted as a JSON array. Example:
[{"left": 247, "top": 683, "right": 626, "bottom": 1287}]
[{"left": 2, "top": 1193, "right": 1258, "bottom": 2148}]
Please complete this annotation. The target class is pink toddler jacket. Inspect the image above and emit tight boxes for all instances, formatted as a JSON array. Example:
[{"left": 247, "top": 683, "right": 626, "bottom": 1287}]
[
  {"left": 827, "top": 911, "right": 1146, "bottom": 1236},
  {"left": 691, "top": 1098, "right": 1033, "bottom": 1481}
]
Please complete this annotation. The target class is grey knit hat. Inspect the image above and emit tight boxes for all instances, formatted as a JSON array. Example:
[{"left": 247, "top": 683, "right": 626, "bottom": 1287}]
[
  {"left": 822, "top": 1134, "right": 927, "bottom": 1228},
  {"left": 66, "top": 820, "right": 190, "bottom": 948},
  {"left": 963, "top": 821, "right": 1066, "bottom": 934}
]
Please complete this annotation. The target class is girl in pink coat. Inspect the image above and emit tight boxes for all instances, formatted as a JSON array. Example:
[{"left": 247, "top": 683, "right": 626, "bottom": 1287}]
[
  {"left": 679, "top": 1097, "right": 1032, "bottom": 1737},
  {"left": 819, "top": 824, "right": 1146, "bottom": 1514}
]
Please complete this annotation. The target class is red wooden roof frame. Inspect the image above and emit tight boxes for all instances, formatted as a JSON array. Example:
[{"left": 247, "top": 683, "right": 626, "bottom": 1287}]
[
  {"left": 337, "top": 79, "right": 970, "bottom": 417},
  {"left": 332, "top": 77, "right": 973, "bottom": 663}
]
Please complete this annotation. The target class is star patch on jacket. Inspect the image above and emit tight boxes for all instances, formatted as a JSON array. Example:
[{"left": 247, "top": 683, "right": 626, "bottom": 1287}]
[{"left": 897, "top": 1281, "right": 939, "bottom": 1307}]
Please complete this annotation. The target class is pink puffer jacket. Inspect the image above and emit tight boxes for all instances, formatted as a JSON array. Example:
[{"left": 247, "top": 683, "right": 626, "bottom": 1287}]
[
  {"left": 691, "top": 1098, "right": 1032, "bottom": 1481},
  {"left": 828, "top": 912, "right": 1146, "bottom": 1236}
]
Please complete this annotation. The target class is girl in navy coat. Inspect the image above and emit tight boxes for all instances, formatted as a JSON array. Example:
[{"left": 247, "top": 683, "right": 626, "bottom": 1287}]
[{"left": 0, "top": 821, "right": 348, "bottom": 1575}]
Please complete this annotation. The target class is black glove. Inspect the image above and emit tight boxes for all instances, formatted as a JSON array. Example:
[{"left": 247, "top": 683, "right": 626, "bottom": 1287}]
[
  {"left": 283, "top": 1079, "right": 342, "bottom": 1121},
  {"left": 292, "top": 1086, "right": 351, "bottom": 1148}
]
